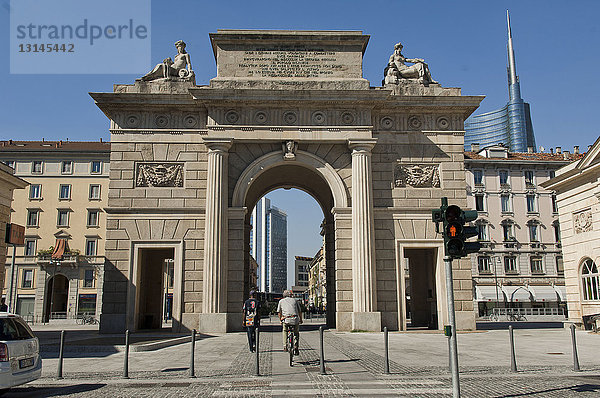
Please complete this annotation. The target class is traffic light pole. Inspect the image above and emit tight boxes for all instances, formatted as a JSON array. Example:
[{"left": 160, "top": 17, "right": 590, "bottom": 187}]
[{"left": 444, "top": 255, "right": 460, "bottom": 398}]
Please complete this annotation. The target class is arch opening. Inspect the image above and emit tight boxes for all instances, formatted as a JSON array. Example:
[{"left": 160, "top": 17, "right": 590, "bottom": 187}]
[{"left": 236, "top": 153, "right": 343, "bottom": 329}]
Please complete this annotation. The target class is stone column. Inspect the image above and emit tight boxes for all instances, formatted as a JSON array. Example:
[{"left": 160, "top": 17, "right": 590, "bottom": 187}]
[
  {"left": 348, "top": 139, "right": 381, "bottom": 331},
  {"left": 199, "top": 139, "right": 232, "bottom": 333}
]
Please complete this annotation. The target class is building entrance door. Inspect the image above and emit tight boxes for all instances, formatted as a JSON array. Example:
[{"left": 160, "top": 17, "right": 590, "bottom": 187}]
[
  {"left": 405, "top": 248, "right": 438, "bottom": 329},
  {"left": 135, "top": 248, "right": 175, "bottom": 330},
  {"left": 44, "top": 274, "right": 69, "bottom": 322}
]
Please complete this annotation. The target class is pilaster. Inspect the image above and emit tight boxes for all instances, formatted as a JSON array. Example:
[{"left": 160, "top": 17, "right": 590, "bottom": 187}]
[
  {"left": 348, "top": 139, "right": 381, "bottom": 331},
  {"left": 201, "top": 139, "right": 232, "bottom": 322}
]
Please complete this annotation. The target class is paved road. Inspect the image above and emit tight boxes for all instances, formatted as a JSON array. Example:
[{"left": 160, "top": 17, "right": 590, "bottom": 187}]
[{"left": 6, "top": 320, "right": 599, "bottom": 397}]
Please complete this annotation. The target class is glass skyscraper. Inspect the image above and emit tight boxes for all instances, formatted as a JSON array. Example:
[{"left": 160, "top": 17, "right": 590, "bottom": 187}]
[
  {"left": 250, "top": 197, "right": 288, "bottom": 293},
  {"left": 464, "top": 11, "right": 536, "bottom": 153}
]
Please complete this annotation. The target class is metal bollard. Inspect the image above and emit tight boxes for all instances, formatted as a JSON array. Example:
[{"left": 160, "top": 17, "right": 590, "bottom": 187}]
[
  {"left": 384, "top": 326, "right": 390, "bottom": 374},
  {"left": 570, "top": 324, "right": 581, "bottom": 371},
  {"left": 123, "top": 329, "right": 130, "bottom": 379},
  {"left": 189, "top": 329, "right": 196, "bottom": 378},
  {"left": 57, "top": 330, "right": 65, "bottom": 379},
  {"left": 509, "top": 325, "right": 517, "bottom": 372},
  {"left": 255, "top": 326, "right": 260, "bottom": 376},
  {"left": 447, "top": 334, "right": 452, "bottom": 372},
  {"left": 319, "top": 326, "right": 326, "bottom": 375}
]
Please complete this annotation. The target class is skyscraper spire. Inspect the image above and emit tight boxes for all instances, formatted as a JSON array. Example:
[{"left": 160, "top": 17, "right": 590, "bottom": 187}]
[
  {"left": 464, "top": 11, "right": 536, "bottom": 153},
  {"left": 506, "top": 10, "right": 518, "bottom": 87}
]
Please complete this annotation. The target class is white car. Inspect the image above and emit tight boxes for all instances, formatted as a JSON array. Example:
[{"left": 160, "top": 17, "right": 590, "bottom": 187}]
[{"left": 0, "top": 313, "right": 41, "bottom": 390}]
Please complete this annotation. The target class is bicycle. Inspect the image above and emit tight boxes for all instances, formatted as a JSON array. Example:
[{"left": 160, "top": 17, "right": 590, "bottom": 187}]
[
  {"left": 76, "top": 313, "right": 98, "bottom": 325},
  {"left": 286, "top": 326, "right": 294, "bottom": 366},
  {"left": 282, "top": 315, "right": 298, "bottom": 366}
]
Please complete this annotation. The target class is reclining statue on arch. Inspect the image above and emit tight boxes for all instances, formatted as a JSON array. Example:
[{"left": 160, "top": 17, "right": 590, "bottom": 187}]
[
  {"left": 140, "top": 40, "right": 194, "bottom": 82},
  {"left": 384, "top": 42, "right": 437, "bottom": 85}
]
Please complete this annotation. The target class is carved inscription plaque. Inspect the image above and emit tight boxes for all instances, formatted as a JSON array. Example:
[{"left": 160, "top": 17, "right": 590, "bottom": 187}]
[{"left": 238, "top": 49, "right": 342, "bottom": 78}]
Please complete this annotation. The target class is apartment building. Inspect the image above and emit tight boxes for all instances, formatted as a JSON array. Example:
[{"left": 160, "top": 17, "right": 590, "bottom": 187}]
[
  {"left": 0, "top": 140, "right": 109, "bottom": 322},
  {"left": 465, "top": 144, "right": 582, "bottom": 319}
]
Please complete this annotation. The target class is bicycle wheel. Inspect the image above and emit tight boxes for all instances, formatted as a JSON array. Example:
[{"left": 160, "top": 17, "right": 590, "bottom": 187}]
[{"left": 288, "top": 332, "right": 294, "bottom": 366}]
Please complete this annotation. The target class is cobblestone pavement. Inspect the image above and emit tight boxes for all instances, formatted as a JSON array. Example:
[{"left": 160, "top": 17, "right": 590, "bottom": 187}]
[{"left": 6, "top": 325, "right": 600, "bottom": 397}]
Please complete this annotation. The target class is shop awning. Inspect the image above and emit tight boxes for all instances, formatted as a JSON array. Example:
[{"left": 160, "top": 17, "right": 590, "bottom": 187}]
[
  {"left": 554, "top": 286, "right": 567, "bottom": 301},
  {"left": 502, "top": 285, "right": 533, "bottom": 302},
  {"left": 51, "top": 239, "right": 68, "bottom": 259},
  {"left": 475, "top": 285, "right": 504, "bottom": 302},
  {"left": 529, "top": 286, "right": 559, "bottom": 302}
]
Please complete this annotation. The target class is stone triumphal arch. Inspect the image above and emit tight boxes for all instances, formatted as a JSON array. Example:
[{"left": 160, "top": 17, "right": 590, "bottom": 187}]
[{"left": 92, "top": 30, "right": 483, "bottom": 334}]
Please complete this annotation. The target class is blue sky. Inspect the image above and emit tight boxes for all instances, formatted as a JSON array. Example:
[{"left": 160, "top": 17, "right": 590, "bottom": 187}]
[{"left": 2, "top": 0, "right": 599, "bottom": 288}]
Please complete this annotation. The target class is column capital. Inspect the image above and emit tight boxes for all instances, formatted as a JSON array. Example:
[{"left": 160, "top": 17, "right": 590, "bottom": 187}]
[
  {"left": 204, "top": 138, "right": 233, "bottom": 152},
  {"left": 348, "top": 139, "right": 377, "bottom": 152}
]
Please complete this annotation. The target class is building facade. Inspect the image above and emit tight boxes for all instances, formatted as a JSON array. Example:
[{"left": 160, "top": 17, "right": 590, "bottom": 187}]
[
  {"left": 464, "top": 12, "right": 536, "bottom": 153},
  {"left": 250, "top": 197, "right": 288, "bottom": 293},
  {"left": 0, "top": 162, "right": 28, "bottom": 299},
  {"left": 294, "top": 256, "right": 311, "bottom": 288},
  {"left": 465, "top": 144, "right": 582, "bottom": 320},
  {"left": 0, "top": 140, "right": 109, "bottom": 322},
  {"left": 541, "top": 137, "right": 600, "bottom": 328}
]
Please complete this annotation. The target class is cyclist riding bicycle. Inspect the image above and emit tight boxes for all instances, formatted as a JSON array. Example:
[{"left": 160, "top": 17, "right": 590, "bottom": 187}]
[{"left": 277, "top": 290, "right": 302, "bottom": 355}]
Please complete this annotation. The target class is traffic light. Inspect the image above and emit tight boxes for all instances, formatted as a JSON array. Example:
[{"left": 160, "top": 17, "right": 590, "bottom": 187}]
[
  {"left": 462, "top": 210, "right": 481, "bottom": 256},
  {"left": 444, "top": 205, "right": 464, "bottom": 257},
  {"left": 432, "top": 198, "right": 482, "bottom": 259}
]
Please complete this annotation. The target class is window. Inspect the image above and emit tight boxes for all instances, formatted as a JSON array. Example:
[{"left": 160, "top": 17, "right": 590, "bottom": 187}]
[
  {"left": 85, "top": 239, "right": 97, "bottom": 256},
  {"left": 530, "top": 257, "right": 544, "bottom": 274},
  {"left": 525, "top": 170, "right": 534, "bottom": 186},
  {"left": 529, "top": 224, "right": 539, "bottom": 242},
  {"left": 473, "top": 170, "right": 483, "bottom": 186},
  {"left": 91, "top": 161, "right": 102, "bottom": 174},
  {"left": 24, "top": 239, "right": 36, "bottom": 256},
  {"left": 477, "top": 224, "right": 488, "bottom": 241},
  {"left": 502, "top": 224, "right": 514, "bottom": 241},
  {"left": 87, "top": 210, "right": 99, "bottom": 227},
  {"left": 4, "top": 160, "right": 14, "bottom": 169},
  {"left": 29, "top": 184, "right": 41, "bottom": 200},
  {"left": 475, "top": 194, "right": 485, "bottom": 212},
  {"left": 501, "top": 194, "right": 511, "bottom": 212},
  {"left": 581, "top": 259, "right": 599, "bottom": 301},
  {"left": 61, "top": 161, "right": 72, "bottom": 174},
  {"left": 21, "top": 270, "right": 34, "bottom": 288},
  {"left": 478, "top": 256, "right": 490, "bottom": 273},
  {"left": 526, "top": 195, "right": 537, "bottom": 213},
  {"left": 554, "top": 223, "right": 561, "bottom": 243},
  {"left": 549, "top": 170, "right": 555, "bottom": 179},
  {"left": 551, "top": 194, "right": 558, "bottom": 213},
  {"left": 504, "top": 257, "right": 518, "bottom": 273},
  {"left": 78, "top": 294, "right": 96, "bottom": 315},
  {"left": 83, "top": 269, "right": 95, "bottom": 288},
  {"left": 31, "top": 161, "right": 42, "bottom": 174},
  {"left": 89, "top": 184, "right": 101, "bottom": 200},
  {"left": 556, "top": 256, "right": 564, "bottom": 276},
  {"left": 59, "top": 184, "right": 71, "bottom": 200},
  {"left": 26, "top": 210, "right": 39, "bottom": 227},
  {"left": 57, "top": 210, "right": 69, "bottom": 227},
  {"left": 499, "top": 170, "right": 509, "bottom": 186}
]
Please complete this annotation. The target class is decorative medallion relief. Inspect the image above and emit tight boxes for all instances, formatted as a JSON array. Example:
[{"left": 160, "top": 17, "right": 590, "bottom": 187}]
[
  {"left": 573, "top": 209, "right": 593, "bottom": 234},
  {"left": 408, "top": 115, "right": 422, "bottom": 130},
  {"left": 117, "top": 111, "right": 203, "bottom": 130},
  {"left": 136, "top": 163, "right": 184, "bottom": 187},
  {"left": 376, "top": 114, "right": 455, "bottom": 131},
  {"left": 225, "top": 110, "right": 239, "bottom": 124},
  {"left": 394, "top": 164, "right": 440, "bottom": 188},
  {"left": 283, "top": 111, "right": 297, "bottom": 125}
]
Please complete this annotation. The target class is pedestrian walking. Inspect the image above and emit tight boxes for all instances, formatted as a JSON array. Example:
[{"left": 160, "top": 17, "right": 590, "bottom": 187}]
[{"left": 243, "top": 290, "right": 260, "bottom": 352}]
